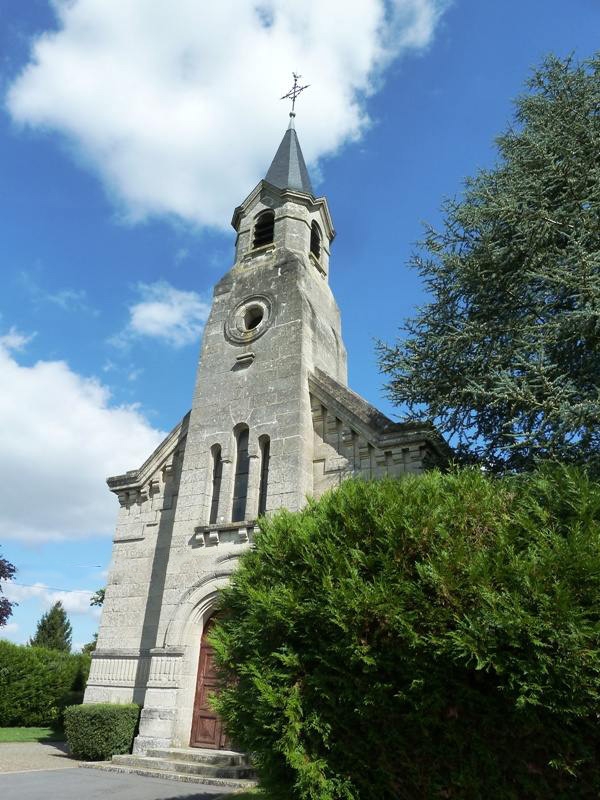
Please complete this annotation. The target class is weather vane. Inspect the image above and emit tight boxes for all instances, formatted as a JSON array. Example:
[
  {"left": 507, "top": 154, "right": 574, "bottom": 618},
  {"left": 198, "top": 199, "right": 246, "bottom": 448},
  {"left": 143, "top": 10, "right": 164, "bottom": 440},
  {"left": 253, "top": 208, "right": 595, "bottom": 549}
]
[{"left": 281, "top": 72, "right": 310, "bottom": 117}]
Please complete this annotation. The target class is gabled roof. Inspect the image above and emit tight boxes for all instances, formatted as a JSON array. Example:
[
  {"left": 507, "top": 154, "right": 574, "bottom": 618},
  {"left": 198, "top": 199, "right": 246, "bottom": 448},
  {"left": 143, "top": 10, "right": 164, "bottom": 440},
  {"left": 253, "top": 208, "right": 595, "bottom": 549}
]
[
  {"left": 264, "top": 117, "right": 313, "bottom": 195},
  {"left": 309, "top": 368, "right": 451, "bottom": 460},
  {"left": 106, "top": 411, "right": 190, "bottom": 492}
]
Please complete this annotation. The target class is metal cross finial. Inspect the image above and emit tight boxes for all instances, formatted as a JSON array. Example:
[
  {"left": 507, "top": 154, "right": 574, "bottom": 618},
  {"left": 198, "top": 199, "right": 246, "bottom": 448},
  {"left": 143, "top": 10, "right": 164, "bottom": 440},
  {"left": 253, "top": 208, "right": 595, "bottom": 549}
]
[{"left": 281, "top": 72, "right": 310, "bottom": 117}]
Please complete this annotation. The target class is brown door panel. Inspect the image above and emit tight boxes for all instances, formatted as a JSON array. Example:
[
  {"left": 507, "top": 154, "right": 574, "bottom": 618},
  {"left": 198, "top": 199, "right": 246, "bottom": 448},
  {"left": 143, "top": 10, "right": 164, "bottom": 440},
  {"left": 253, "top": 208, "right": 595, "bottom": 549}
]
[{"left": 190, "top": 615, "right": 230, "bottom": 749}]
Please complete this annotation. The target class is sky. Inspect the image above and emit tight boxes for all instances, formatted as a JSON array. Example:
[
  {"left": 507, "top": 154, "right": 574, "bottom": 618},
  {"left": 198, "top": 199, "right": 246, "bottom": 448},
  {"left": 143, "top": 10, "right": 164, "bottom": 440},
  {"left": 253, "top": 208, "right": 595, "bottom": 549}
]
[{"left": 1, "top": 0, "right": 599, "bottom": 651}]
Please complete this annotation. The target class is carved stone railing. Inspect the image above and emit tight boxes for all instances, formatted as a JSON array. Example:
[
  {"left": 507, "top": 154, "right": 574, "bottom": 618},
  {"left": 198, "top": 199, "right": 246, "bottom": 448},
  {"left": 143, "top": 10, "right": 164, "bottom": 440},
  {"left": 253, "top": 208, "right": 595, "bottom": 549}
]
[{"left": 87, "top": 648, "right": 184, "bottom": 689}]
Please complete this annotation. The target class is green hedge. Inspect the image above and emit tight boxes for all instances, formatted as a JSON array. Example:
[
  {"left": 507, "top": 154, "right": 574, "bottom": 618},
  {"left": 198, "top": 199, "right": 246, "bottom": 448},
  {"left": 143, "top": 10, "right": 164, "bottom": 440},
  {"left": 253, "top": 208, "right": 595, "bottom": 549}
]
[
  {"left": 0, "top": 641, "right": 90, "bottom": 727},
  {"left": 211, "top": 466, "right": 600, "bottom": 800},
  {"left": 64, "top": 703, "right": 140, "bottom": 760}
]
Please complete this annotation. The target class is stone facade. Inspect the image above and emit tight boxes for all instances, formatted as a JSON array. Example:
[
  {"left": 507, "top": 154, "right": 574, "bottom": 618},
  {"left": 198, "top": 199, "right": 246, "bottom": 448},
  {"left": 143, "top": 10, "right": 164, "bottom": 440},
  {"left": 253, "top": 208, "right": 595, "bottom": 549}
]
[{"left": 84, "top": 121, "right": 448, "bottom": 752}]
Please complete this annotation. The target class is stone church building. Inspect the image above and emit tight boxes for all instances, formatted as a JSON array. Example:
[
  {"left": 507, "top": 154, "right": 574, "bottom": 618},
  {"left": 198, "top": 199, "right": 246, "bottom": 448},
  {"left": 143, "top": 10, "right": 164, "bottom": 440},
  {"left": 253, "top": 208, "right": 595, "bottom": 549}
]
[{"left": 84, "top": 118, "right": 447, "bottom": 754}]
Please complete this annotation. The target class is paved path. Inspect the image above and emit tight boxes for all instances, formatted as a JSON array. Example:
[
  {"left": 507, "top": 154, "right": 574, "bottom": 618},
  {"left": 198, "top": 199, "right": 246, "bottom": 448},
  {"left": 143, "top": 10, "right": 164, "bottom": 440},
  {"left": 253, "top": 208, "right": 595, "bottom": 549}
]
[
  {"left": 0, "top": 744, "right": 237, "bottom": 799},
  {"left": 0, "top": 764, "right": 235, "bottom": 800},
  {"left": 0, "top": 741, "right": 80, "bottom": 773}
]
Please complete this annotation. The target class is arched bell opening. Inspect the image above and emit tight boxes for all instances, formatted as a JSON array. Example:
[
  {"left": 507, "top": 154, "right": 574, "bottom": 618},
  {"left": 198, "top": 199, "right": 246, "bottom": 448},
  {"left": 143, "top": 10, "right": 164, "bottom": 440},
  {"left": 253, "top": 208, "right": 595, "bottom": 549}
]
[{"left": 253, "top": 209, "right": 275, "bottom": 249}]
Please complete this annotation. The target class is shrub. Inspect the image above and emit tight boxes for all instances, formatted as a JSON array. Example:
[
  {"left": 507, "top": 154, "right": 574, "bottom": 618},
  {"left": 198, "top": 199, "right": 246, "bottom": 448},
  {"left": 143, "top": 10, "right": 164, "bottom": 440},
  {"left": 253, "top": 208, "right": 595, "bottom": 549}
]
[
  {"left": 64, "top": 703, "right": 140, "bottom": 760},
  {"left": 0, "top": 641, "right": 90, "bottom": 727},
  {"left": 211, "top": 466, "right": 600, "bottom": 800}
]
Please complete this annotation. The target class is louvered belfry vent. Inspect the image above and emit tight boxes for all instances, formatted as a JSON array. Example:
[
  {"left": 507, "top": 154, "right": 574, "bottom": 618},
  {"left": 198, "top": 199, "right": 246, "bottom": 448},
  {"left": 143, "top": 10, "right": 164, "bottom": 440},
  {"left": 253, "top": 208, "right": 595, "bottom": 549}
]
[
  {"left": 310, "top": 221, "right": 321, "bottom": 259},
  {"left": 253, "top": 210, "right": 275, "bottom": 249}
]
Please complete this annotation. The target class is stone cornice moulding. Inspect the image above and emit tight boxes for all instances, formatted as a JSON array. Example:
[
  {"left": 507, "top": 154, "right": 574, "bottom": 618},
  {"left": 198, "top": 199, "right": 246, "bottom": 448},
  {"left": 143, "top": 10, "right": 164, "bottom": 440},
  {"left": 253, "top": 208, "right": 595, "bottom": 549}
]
[
  {"left": 231, "top": 179, "right": 335, "bottom": 242},
  {"left": 308, "top": 369, "right": 451, "bottom": 461},
  {"left": 107, "top": 411, "right": 190, "bottom": 494}
]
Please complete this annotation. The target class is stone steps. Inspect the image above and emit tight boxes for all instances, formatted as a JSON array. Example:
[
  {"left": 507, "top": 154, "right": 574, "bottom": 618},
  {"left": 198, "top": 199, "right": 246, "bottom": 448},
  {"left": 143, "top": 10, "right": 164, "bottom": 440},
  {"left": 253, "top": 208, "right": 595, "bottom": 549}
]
[
  {"left": 80, "top": 746, "right": 257, "bottom": 789},
  {"left": 112, "top": 753, "right": 255, "bottom": 779},
  {"left": 147, "top": 746, "right": 250, "bottom": 767}
]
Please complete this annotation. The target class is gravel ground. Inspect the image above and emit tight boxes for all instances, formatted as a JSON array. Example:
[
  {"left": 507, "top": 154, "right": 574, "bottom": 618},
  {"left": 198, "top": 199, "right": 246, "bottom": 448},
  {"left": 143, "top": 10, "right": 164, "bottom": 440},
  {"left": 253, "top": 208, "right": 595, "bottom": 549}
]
[{"left": 0, "top": 741, "right": 81, "bottom": 773}]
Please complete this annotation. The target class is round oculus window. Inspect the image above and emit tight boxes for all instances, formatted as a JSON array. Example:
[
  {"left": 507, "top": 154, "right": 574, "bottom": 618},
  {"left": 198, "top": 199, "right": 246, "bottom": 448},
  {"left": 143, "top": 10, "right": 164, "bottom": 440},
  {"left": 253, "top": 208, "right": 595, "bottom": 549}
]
[{"left": 225, "top": 294, "right": 274, "bottom": 344}]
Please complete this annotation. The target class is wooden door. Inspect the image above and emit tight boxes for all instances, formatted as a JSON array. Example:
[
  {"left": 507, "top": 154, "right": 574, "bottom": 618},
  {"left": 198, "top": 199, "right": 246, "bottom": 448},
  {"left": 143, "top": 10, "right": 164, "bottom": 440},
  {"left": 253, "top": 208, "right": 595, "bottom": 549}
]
[{"left": 190, "top": 615, "right": 228, "bottom": 749}]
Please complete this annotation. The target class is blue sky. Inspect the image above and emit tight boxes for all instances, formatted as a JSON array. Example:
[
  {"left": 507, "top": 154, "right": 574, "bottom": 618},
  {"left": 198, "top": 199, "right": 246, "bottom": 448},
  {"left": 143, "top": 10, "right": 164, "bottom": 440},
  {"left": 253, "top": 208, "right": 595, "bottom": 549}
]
[{"left": 1, "top": 0, "right": 599, "bottom": 650}]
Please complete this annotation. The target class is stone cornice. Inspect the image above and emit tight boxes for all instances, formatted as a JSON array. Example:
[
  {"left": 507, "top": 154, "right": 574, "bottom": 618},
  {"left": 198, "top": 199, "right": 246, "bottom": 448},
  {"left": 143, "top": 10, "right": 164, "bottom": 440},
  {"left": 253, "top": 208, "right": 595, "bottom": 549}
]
[
  {"left": 106, "top": 411, "right": 190, "bottom": 493},
  {"left": 308, "top": 368, "right": 452, "bottom": 461},
  {"left": 231, "top": 179, "right": 335, "bottom": 241}
]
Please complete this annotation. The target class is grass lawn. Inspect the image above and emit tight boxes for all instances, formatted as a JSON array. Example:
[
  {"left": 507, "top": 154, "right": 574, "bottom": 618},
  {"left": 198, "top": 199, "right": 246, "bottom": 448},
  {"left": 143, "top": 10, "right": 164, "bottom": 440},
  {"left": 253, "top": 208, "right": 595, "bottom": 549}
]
[
  {"left": 230, "top": 793, "right": 264, "bottom": 799},
  {"left": 0, "top": 727, "right": 65, "bottom": 743}
]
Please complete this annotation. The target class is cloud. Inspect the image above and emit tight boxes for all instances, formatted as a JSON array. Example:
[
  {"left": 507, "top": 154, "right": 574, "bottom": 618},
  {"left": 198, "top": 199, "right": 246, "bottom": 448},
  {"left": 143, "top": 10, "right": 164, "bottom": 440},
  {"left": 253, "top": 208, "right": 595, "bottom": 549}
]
[
  {"left": 19, "top": 271, "right": 99, "bottom": 316},
  {"left": 1, "top": 581, "right": 101, "bottom": 617},
  {"left": 113, "top": 281, "right": 210, "bottom": 348},
  {"left": 47, "top": 288, "right": 94, "bottom": 313},
  {"left": 6, "top": 0, "right": 448, "bottom": 228},
  {"left": 1, "top": 622, "right": 19, "bottom": 635},
  {"left": 0, "top": 331, "right": 166, "bottom": 542},
  {"left": 0, "top": 326, "right": 36, "bottom": 352},
  {"left": 0, "top": 621, "right": 21, "bottom": 644},
  {"left": 174, "top": 247, "right": 190, "bottom": 266}
]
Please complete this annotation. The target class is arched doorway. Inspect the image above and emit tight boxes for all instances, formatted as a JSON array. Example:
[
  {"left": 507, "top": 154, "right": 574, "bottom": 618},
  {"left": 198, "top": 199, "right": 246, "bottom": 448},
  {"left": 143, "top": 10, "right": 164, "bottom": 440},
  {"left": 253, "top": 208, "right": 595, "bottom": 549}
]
[{"left": 190, "top": 614, "right": 229, "bottom": 749}]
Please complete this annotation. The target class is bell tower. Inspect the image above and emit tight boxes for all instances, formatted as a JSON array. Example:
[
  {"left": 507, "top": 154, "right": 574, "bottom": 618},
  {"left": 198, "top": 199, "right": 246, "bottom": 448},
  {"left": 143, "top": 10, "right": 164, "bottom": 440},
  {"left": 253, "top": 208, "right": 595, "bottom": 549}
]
[{"left": 175, "top": 115, "right": 346, "bottom": 529}]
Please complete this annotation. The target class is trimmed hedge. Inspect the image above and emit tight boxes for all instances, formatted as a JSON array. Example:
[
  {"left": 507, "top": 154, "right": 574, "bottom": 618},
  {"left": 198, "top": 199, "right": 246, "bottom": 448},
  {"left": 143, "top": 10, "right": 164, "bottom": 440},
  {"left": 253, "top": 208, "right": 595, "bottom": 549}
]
[
  {"left": 212, "top": 466, "right": 600, "bottom": 800},
  {"left": 0, "top": 641, "right": 90, "bottom": 727},
  {"left": 64, "top": 703, "right": 140, "bottom": 760}
]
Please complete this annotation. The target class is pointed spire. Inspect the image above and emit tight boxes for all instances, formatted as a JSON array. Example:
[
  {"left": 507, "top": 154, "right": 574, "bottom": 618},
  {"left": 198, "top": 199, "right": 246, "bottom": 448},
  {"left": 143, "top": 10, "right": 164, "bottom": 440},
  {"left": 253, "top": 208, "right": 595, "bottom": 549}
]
[{"left": 264, "top": 114, "right": 313, "bottom": 195}]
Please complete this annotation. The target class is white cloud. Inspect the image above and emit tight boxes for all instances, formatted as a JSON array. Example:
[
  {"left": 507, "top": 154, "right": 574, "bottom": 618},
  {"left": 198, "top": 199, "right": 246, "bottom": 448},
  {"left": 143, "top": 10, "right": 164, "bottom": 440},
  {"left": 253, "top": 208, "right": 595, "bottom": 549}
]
[
  {"left": 114, "top": 281, "right": 210, "bottom": 348},
  {"left": 0, "top": 332, "right": 166, "bottom": 542},
  {"left": 0, "top": 621, "right": 22, "bottom": 644},
  {"left": 0, "top": 622, "right": 19, "bottom": 636},
  {"left": 1, "top": 581, "right": 101, "bottom": 617},
  {"left": 19, "top": 271, "right": 98, "bottom": 315},
  {"left": 0, "top": 326, "right": 36, "bottom": 352},
  {"left": 6, "top": 0, "right": 448, "bottom": 228}
]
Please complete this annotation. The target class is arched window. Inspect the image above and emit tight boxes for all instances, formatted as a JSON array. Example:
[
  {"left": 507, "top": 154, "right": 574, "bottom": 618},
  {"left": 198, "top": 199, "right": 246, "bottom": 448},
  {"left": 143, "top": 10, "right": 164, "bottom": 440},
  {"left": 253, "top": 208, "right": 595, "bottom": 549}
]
[
  {"left": 310, "top": 220, "right": 321, "bottom": 259},
  {"left": 258, "top": 435, "right": 270, "bottom": 516},
  {"left": 209, "top": 444, "right": 223, "bottom": 525},
  {"left": 231, "top": 426, "right": 250, "bottom": 522},
  {"left": 253, "top": 210, "right": 275, "bottom": 249}
]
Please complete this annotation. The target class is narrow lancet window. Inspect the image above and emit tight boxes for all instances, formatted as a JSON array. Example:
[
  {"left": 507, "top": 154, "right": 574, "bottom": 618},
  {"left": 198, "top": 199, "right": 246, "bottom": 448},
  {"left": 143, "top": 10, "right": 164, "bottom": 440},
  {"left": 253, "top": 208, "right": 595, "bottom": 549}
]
[
  {"left": 253, "top": 210, "right": 275, "bottom": 249},
  {"left": 232, "top": 426, "right": 250, "bottom": 522},
  {"left": 209, "top": 444, "right": 223, "bottom": 525},
  {"left": 310, "top": 221, "right": 321, "bottom": 259},
  {"left": 258, "top": 436, "right": 270, "bottom": 516}
]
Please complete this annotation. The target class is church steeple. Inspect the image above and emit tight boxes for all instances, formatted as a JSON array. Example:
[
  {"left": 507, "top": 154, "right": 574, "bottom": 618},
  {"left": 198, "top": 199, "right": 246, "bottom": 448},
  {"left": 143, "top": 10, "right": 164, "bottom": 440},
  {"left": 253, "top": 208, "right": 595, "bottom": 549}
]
[{"left": 264, "top": 116, "right": 313, "bottom": 195}]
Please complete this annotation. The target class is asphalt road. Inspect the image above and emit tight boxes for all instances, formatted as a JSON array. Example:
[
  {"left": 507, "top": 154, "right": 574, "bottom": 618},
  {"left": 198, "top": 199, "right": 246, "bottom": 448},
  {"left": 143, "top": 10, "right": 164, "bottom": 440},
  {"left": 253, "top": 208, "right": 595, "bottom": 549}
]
[{"left": 0, "top": 768, "right": 234, "bottom": 800}]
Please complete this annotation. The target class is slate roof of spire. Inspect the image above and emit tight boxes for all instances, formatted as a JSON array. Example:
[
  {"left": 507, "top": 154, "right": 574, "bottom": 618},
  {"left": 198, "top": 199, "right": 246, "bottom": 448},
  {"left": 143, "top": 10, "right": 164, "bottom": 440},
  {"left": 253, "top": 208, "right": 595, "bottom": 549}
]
[{"left": 264, "top": 116, "right": 313, "bottom": 195}]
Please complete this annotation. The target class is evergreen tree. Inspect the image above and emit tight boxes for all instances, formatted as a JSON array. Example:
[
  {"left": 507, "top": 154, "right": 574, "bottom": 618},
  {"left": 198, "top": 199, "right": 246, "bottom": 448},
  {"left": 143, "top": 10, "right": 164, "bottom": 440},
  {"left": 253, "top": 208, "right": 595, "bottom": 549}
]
[
  {"left": 81, "top": 633, "right": 98, "bottom": 654},
  {"left": 0, "top": 549, "right": 16, "bottom": 627},
  {"left": 378, "top": 53, "right": 600, "bottom": 472},
  {"left": 30, "top": 601, "right": 72, "bottom": 652},
  {"left": 90, "top": 588, "right": 105, "bottom": 607},
  {"left": 82, "top": 589, "right": 105, "bottom": 653}
]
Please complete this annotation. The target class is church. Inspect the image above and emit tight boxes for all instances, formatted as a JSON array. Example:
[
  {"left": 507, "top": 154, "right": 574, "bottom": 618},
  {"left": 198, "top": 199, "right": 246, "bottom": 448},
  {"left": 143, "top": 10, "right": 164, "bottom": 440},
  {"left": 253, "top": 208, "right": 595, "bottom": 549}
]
[{"left": 83, "top": 113, "right": 448, "bottom": 755}]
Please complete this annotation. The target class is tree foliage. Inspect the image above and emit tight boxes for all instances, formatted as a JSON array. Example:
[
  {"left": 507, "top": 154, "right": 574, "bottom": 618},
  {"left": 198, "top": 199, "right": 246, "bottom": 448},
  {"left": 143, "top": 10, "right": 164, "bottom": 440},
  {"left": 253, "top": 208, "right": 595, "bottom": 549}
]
[
  {"left": 81, "top": 633, "right": 98, "bottom": 655},
  {"left": 0, "top": 549, "right": 16, "bottom": 627},
  {"left": 64, "top": 703, "right": 140, "bottom": 760},
  {"left": 378, "top": 54, "right": 600, "bottom": 472},
  {"left": 0, "top": 640, "right": 90, "bottom": 726},
  {"left": 211, "top": 468, "right": 600, "bottom": 800},
  {"left": 90, "top": 588, "right": 105, "bottom": 607},
  {"left": 30, "top": 601, "right": 72, "bottom": 652}
]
